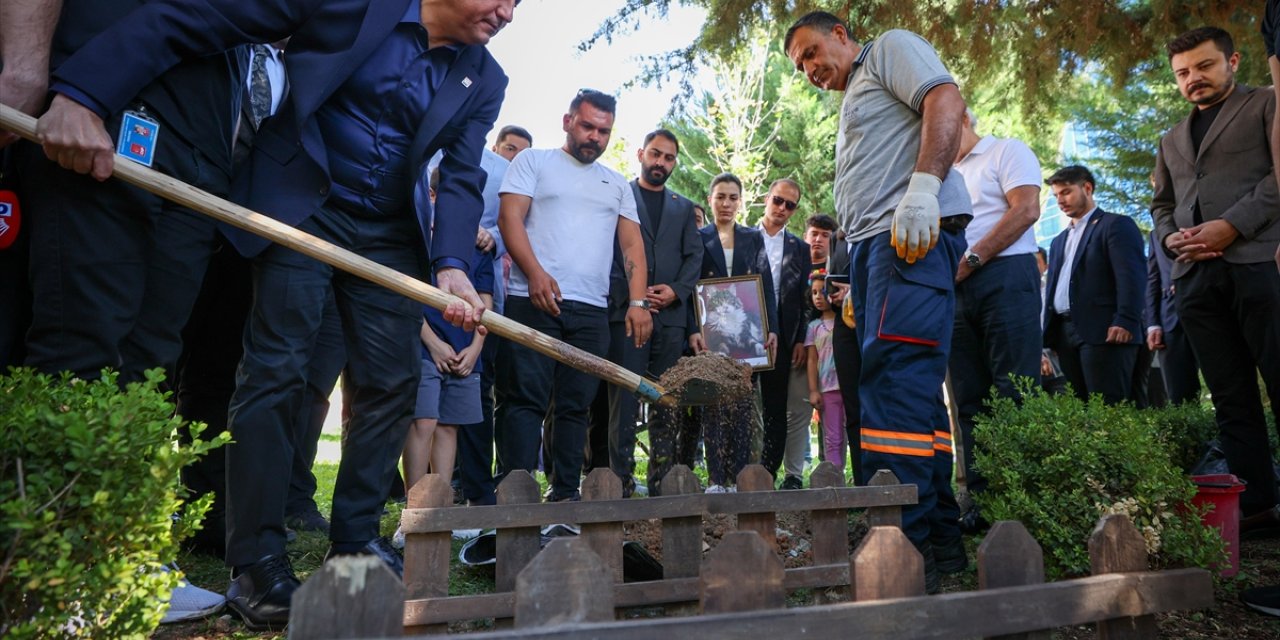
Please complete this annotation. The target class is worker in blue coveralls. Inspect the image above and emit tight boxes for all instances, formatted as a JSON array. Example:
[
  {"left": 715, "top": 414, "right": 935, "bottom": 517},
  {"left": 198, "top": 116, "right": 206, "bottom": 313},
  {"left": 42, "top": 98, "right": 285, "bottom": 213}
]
[{"left": 785, "top": 10, "right": 972, "bottom": 594}]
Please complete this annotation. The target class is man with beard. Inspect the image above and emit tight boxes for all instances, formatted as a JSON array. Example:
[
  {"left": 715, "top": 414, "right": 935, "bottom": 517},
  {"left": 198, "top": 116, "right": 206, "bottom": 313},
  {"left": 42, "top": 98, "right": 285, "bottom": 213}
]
[
  {"left": 496, "top": 90, "right": 653, "bottom": 502},
  {"left": 600, "top": 129, "right": 702, "bottom": 497},
  {"left": 1152, "top": 26, "right": 1280, "bottom": 537}
]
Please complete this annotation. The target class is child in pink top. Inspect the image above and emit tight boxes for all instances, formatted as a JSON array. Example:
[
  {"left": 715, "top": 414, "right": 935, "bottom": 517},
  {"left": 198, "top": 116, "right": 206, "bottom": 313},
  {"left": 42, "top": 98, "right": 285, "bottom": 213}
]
[{"left": 805, "top": 273, "right": 847, "bottom": 471}]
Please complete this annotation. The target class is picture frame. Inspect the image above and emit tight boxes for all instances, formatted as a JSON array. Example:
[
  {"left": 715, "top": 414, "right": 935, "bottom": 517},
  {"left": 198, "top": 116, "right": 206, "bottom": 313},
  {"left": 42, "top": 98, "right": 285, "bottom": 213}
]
[{"left": 694, "top": 274, "right": 774, "bottom": 371}]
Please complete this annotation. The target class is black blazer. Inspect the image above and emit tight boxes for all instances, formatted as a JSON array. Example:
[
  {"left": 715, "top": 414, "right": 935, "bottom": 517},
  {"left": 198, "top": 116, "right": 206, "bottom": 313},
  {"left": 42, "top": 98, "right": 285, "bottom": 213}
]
[
  {"left": 764, "top": 228, "right": 812, "bottom": 350},
  {"left": 608, "top": 183, "right": 703, "bottom": 326},
  {"left": 698, "top": 224, "right": 779, "bottom": 337},
  {"left": 1043, "top": 209, "right": 1145, "bottom": 346}
]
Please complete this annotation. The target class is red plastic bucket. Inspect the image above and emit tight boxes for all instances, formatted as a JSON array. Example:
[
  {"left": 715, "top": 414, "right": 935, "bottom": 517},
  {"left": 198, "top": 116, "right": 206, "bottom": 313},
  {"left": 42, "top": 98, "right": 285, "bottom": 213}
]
[{"left": 1191, "top": 473, "right": 1245, "bottom": 577}]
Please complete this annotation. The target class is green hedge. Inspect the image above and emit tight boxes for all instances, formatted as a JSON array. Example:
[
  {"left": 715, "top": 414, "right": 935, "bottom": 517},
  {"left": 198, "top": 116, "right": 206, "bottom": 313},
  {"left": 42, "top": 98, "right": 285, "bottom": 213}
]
[
  {"left": 973, "top": 380, "right": 1226, "bottom": 579},
  {"left": 0, "top": 369, "right": 226, "bottom": 638}
]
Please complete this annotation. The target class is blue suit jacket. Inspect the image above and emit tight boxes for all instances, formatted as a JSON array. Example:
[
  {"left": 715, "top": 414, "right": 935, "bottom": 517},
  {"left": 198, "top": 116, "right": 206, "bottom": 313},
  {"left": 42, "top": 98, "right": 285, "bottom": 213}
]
[
  {"left": 51, "top": 0, "right": 507, "bottom": 268},
  {"left": 698, "top": 224, "right": 780, "bottom": 338},
  {"left": 1043, "top": 209, "right": 1145, "bottom": 346},
  {"left": 1144, "top": 228, "right": 1180, "bottom": 334}
]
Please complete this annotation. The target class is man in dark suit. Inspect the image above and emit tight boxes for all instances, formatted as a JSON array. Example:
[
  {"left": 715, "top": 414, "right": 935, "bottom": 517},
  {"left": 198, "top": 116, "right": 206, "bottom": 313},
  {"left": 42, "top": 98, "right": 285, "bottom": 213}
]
[
  {"left": 35, "top": 0, "right": 516, "bottom": 629},
  {"left": 1152, "top": 26, "right": 1280, "bottom": 536},
  {"left": 1144, "top": 228, "right": 1201, "bottom": 405},
  {"left": 603, "top": 129, "right": 701, "bottom": 497},
  {"left": 1042, "top": 165, "right": 1145, "bottom": 405},
  {"left": 755, "top": 178, "right": 812, "bottom": 489}
]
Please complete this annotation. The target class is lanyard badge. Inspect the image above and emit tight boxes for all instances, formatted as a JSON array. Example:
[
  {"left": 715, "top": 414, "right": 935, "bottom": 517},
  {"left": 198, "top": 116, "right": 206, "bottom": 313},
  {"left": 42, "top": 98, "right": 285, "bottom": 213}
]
[{"left": 117, "top": 109, "right": 160, "bottom": 167}]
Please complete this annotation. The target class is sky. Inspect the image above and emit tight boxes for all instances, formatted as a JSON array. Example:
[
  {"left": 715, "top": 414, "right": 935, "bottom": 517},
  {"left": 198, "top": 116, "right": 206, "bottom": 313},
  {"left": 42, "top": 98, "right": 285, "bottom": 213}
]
[{"left": 486, "top": 0, "right": 706, "bottom": 173}]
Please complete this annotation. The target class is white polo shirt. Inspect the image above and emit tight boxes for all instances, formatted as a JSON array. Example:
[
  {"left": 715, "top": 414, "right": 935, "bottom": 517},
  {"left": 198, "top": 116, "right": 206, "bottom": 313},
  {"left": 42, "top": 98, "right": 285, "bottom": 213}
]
[{"left": 954, "top": 135, "right": 1042, "bottom": 257}]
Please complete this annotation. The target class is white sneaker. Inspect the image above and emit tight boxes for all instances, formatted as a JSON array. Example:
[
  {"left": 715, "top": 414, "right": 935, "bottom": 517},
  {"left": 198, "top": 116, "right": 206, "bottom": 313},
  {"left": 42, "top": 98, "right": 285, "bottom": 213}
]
[
  {"left": 391, "top": 526, "right": 406, "bottom": 550},
  {"left": 452, "top": 528, "right": 482, "bottom": 540},
  {"left": 705, "top": 484, "right": 729, "bottom": 494},
  {"left": 160, "top": 565, "right": 225, "bottom": 624}
]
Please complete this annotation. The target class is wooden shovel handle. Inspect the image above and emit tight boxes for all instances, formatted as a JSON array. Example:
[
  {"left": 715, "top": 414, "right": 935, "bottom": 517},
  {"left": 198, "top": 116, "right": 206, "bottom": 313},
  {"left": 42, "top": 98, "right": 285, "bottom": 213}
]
[{"left": 0, "top": 104, "right": 667, "bottom": 403}]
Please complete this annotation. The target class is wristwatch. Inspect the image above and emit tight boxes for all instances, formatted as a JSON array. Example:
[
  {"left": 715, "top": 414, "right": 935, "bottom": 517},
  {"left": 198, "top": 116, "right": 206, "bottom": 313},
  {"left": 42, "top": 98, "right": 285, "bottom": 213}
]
[
  {"left": 964, "top": 250, "right": 983, "bottom": 269},
  {"left": 629, "top": 299, "right": 651, "bottom": 309}
]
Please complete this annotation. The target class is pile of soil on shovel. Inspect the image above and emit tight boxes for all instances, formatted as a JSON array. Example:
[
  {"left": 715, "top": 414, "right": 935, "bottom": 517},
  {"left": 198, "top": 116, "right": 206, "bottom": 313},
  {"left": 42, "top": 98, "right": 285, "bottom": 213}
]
[{"left": 658, "top": 352, "right": 753, "bottom": 402}]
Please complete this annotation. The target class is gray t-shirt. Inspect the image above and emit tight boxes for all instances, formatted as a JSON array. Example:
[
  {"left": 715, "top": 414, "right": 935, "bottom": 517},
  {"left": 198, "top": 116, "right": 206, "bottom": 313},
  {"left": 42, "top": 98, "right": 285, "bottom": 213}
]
[{"left": 833, "top": 30, "right": 972, "bottom": 242}]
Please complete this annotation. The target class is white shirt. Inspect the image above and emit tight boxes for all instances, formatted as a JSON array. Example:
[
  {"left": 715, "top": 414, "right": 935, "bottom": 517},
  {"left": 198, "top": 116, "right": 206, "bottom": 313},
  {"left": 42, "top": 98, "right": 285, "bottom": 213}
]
[
  {"left": 954, "top": 135, "right": 1042, "bottom": 257},
  {"left": 759, "top": 224, "right": 784, "bottom": 305},
  {"left": 1051, "top": 208, "right": 1096, "bottom": 315},
  {"left": 500, "top": 148, "right": 639, "bottom": 307}
]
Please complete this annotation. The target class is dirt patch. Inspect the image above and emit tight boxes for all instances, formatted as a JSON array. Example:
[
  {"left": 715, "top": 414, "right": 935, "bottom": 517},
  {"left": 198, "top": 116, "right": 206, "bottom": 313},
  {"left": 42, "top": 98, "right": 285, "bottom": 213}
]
[
  {"left": 622, "top": 510, "right": 870, "bottom": 571},
  {"left": 658, "top": 352, "right": 753, "bottom": 403}
]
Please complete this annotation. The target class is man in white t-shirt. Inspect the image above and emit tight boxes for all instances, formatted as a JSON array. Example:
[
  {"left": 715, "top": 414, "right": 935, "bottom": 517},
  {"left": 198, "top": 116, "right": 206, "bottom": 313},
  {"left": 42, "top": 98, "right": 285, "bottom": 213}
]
[
  {"left": 949, "top": 109, "right": 1043, "bottom": 532},
  {"left": 496, "top": 89, "right": 653, "bottom": 502}
]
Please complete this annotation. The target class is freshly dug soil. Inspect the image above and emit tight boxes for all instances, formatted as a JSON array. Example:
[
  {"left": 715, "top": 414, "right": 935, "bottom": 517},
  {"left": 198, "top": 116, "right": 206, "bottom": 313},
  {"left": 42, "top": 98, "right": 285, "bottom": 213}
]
[{"left": 658, "top": 353, "right": 753, "bottom": 402}]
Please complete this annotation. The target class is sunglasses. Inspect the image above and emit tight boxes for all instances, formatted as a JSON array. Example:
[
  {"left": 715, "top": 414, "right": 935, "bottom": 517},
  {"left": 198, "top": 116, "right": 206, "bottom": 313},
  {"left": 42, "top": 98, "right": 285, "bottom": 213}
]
[{"left": 770, "top": 194, "right": 798, "bottom": 211}]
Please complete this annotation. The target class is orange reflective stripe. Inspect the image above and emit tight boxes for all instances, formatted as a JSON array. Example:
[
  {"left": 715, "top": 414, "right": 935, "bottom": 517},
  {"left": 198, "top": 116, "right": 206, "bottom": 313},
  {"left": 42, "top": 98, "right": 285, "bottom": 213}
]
[
  {"left": 933, "top": 431, "right": 953, "bottom": 452},
  {"left": 863, "top": 442, "right": 936, "bottom": 457},
  {"left": 861, "top": 427, "right": 934, "bottom": 443}
]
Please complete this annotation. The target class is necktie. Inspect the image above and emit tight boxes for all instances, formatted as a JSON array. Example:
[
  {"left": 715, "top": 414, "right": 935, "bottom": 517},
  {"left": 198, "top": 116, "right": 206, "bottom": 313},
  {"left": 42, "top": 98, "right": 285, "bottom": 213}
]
[{"left": 249, "top": 44, "right": 272, "bottom": 129}]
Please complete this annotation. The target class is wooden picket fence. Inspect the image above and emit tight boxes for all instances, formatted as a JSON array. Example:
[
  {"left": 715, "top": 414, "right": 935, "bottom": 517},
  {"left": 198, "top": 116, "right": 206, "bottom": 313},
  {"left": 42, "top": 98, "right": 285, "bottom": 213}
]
[
  {"left": 395, "top": 461, "right": 917, "bottom": 633},
  {"left": 289, "top": 514, "right": 1213, "bottom": 640}
]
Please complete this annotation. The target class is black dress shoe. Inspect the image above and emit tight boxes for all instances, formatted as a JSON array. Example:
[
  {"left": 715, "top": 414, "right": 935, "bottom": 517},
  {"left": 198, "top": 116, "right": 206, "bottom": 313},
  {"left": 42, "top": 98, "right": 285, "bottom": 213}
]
[
  {"left": 325, "top": 537, "right": 404, "bottom": 578},
  {"left": 959, "top": 506, "right": 991, "bottom": 535},
  {"left": 285, "top": 510, "right": 331, "bottom": 534},
  {"left": 226, "top": 554, "right": 300, "bottom": 631}
]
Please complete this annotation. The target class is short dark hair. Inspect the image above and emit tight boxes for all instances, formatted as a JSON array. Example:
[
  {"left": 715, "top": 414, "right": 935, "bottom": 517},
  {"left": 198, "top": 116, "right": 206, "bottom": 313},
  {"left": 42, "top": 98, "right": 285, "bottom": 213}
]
[
  {"left": 642, "top": 128, "right": 679, "bottom": 155},
  {"left": 710, "top": 172, "right": 742, "bottom": 193},
  {"left": 784, "top": 11, "right": 851, "bottom": 52},
  {"left": 569, "top": 88, "right": 617, "bottom": 115},
  {"left": 1046, "top": 165, "right": 1096, "bottom": 189},
  {"left": 1166, "top": 26, "right": 1234, "bottom": 60},
  {"left": 806, "top": 214, "right": 838, "bottom": 232},
  {"left": 497, "top": 124, "right": 532, "bottom": 146},
  {"left": 768, "top": 177, "right": 801, "bottom": 199}
]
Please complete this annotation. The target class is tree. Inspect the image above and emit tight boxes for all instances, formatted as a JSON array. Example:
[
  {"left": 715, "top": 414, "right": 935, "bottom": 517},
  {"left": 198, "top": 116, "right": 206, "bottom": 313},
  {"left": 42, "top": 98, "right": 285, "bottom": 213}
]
[
  {"left": 661, "top": 35, "right": 840, "bottom": 233},
  {"left": 587, "top": 1, "right": 1269, "bottom": 124},
  {"left": 1056, "top": 59, "right": 1190, "bottom": 223}
]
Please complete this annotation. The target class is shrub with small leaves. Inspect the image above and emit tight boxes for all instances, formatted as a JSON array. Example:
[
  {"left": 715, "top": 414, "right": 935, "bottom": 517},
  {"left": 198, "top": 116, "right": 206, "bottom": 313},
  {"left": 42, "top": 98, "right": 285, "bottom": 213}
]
[
  {"left": 1146, "top": 401, "right": 1219, "bottom": 472},
  {"left": 972, "top": 379, "right": 1225, "bottom": 579},
  {"left": 0, "top": 368, "right": 227, "bottom": 638}
]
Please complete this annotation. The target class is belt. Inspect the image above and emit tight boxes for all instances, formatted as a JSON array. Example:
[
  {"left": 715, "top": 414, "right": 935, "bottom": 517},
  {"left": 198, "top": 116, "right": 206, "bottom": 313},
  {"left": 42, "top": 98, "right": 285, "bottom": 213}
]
[{"left": 939, "top": 214, "right": 971, "bottom": 233}]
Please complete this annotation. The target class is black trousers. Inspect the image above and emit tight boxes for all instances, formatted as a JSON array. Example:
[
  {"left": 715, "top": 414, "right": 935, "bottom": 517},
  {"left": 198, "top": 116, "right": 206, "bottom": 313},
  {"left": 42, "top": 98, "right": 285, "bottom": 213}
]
[
  {"left": 830, "top": 314, "right": 862, "bottom": 481},
  {"left": 1157, "top": 325, "right": 1201, "bottom": 405},
  {"left": 1176, "top": 260, "right": 1280, "bottom": 516},
  {"left": 22, "top": 111, "right": 223, "bottom": 382},
  {"left": 948, "top": 254, "right": 1042, "bottom": 494},
  {"left": 758, "top": 347, "right": 794, "bottom": 479},
  {"left": 1046, "top": 316, "right": 1137, "bottom": 406},
  {"left": 609, "top": 321, "right": 686, "bottom": 490},
  {"left": 224, "top": 204, "right": 423, "bottom": 566},
  {"left": 285, "top": 301, "right": 346, "bottom": 517},
  {"left": 496, "top": 297, "right": 608, "bottom": 499}
]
